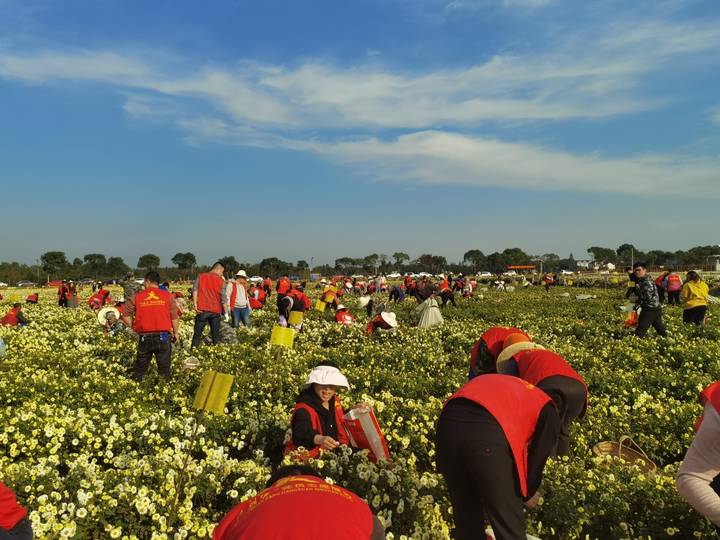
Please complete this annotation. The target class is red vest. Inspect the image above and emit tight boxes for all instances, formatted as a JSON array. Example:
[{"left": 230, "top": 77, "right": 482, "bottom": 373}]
[
  {"left": 248, "top": 286, "right": 265, "bottom": 309},
  {"left": 514, "top": 350, "right": 588, "bottom": 413},
  {"left": 196, "top": 273, "right": 224, "bottom": 313},
  {"left": 133, "top": 288, "right": 173, "bottom": 333},
  {"left": 289, "top": 289, "right": 312, "bottom": 310},
  {"left": 0, "top": 482, "right": 27, "bottom": 529},
  {"left": 229, "top": 282, "right": 248, "bottom": 308},
  {"left": 446, "top": 374, "right": 551, "bottom": 496},
  {"left": 26, "top": 294, "right": 38, "bottom": 302},
  {"left": 0, "top": 307, "right": 20, "bottom": 326},
  {"left": 212, "top": 476, "right": 373, "bottom": 540},
  {"left": 470, "top": 327, "right": 528, "bottom": 372},
  {"left": 335, "top": 311, "right": 355, "bottom": 325},
  {"left": 276, "top": 278, "right": 291, "bottom": 294},
  {"left": 284, "top": 401, "right": 349, "bottom": 458},
  {"left": 667, "top": 274, "right": 682, "bottom": 292}
]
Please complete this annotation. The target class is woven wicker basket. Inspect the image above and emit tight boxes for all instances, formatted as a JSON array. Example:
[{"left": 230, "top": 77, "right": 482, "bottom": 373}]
[{"left": 592, "top": 436, "right": 657, "bottom": 474}]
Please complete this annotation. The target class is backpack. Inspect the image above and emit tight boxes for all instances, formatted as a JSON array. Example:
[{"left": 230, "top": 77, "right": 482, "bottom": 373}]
[{"left": 667, "top": 274, "right": 682, "bottom": 292}]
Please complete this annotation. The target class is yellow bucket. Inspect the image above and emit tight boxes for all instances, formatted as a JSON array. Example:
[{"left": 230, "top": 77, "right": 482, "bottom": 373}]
[
  {"left": 270, "top": 326, "right": 295, "bottom": 348},
  {"left": 288, "top": 311, "right": 304, "bottom": 325},
  {"left": 193, "top": 370, "right": 235, "bottom": 415},
  {"left": 315, "top": 300, "right": 327, "bottom": 312}
]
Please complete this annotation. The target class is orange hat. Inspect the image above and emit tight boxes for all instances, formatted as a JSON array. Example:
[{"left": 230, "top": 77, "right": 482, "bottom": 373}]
[{"left": 502, "top": 333, "right": 531, "bottom": 350}]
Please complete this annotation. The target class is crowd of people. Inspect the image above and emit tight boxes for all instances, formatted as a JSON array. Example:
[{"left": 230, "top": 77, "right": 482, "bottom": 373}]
[{"left": 1, "top": 264, "right": 718, "bottom": 538}]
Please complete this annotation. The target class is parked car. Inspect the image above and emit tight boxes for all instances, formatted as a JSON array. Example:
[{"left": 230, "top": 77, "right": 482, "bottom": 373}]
[
  {"left": 477, "top": 272, "right": 493, "bottom": 278},
  {"left": 502, "top": 271, "right": 517, "bottom": 277},
  {"left": 78, "top": 278, "right": 95, "bottom": 285},
  {"left": 561, "top": 270, "right": 575, "bottom": 275},
  {"left": 386, "top": 272, "right": 402, "bottom": 279},
  {"left": 17, "top": 280, "right": 37, "bottom": 287},
  {"left": 0, "top": 281, "right": 8, "bottom": 288}
]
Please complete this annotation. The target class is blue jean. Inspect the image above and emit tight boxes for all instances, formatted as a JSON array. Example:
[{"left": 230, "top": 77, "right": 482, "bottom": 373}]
[
  {"left": 231, "top": 306, "right": 251, "bottom": 328},
  {"left": 0, "top": 517, "right": 33, "bottom": 539},
  {"left": 191, "top": 312, "right": 221, "bottom": 347}
]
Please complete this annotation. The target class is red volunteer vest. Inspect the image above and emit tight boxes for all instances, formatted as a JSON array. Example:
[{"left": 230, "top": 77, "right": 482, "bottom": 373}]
[
  {"left": 229, "top": 282, "right": 249, "bottom": 309},
  {"left": 667, "top": 274, "right": 682, "bottom": 292},
  {"left": 133, "top": 288, "right": 173, "bottom": 333},
  {"left": 212, "top": 476, "right": 373, "bottom": 540},
  {"left": 284, "top": 401, "right": 350, "bottom": 457},
  {"left": 336, "top": 311, "right": 355, "bottom": 325},
  {"left": 514, "top": 350, "right": 588, "bottom": 413},
  {"left": 0, "top": 308, "right": 20, "bottom": 326},
  {"left": 446, "top": 374, "right": 551, "bottom": 496},
  {"left": 276, "top": 278, "right": 291, "bottom": 294},
  {"left": 26, "top": 294, "right": 38, "bottom": 302},
  {"left": 196, "top": 273, "right": 224, "bottom": 313},
  {"left": 0, "top": 482, "right": 27, "bottom": 530},
  {"left": 248, "top": 287, "right": 265, "bottom": 309},
  {"left": 470, "top": 327, "right": 528, "bottom": 372}
]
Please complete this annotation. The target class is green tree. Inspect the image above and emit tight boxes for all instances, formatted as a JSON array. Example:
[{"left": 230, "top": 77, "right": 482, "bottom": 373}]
[
  {"left": 363, "top": 254, "right": 380, "bottom": 273},
  {"left": 106, "top": 256, "right": 130, "bottom": 277},
  {"left": 83, "top": 254, "right": 107, "bottom": 278},
  {"left": 137, "top": 254, "right": 160, "bottom": 270},
  {"left": 217, "top": 256, "right": 240, "bottom": 276},
  {"left": 40, "top": 251, "right": 68, "bottom": 277},
  {"left": 392, "top": 252, "right": 410, "bottom": 267},
  {"left": 417, "top": 254, "right": 447, "bottom": 274},
  {"left": 171, "top": 252, "right": 197, "bottom": 270},
  {"left": 72, "top": 257, "right": 83, "bottom": 267},
  {"left": 462, "top": 249, "right": 486, "bottom": 272},
  {"left": 258, "top": 257, "right": 292, "bottom": 278},
  {"left": 587, "top": 247, "right": 616, "bottom": 265}
]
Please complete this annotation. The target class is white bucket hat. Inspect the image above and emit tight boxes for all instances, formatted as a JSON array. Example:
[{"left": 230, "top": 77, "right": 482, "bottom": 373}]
[
  {"left": 336, "top": 304, "right": 347, "bottom": 311},
  {"left": 495, "top": 342, "right": 545, "bottom": 373},
  {"left": 380, "top": 311, "right": 398, "bottom": 328},
  {"left": 236, "top": 270, "right": 247, "bottom": 278},
  {"left": 97, "top": 306, "right": 120, "bottom": 325},
  {"left": 305, "top": 365, "right": 350, "bottom": 390}
]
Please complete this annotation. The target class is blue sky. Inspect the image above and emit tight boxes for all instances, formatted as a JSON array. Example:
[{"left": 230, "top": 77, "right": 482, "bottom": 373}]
[{"left": 1, "top": 0, "right": 719, "bottom": 267}]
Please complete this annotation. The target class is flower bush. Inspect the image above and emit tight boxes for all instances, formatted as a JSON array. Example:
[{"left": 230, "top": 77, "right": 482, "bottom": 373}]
[{"left": 1, "top": 284, "right": 719, "bottom": 538}]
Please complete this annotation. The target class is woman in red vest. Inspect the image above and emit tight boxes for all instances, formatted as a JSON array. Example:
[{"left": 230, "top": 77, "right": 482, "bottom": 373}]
[
  {"left": 0, "top": 481, "right": 32, "bottom": 539},
  {"left": 213, "top": 465, "right": 385, "bottom": 540},
  {"left": 467, "top": 326, "right": 531, "bottom": 379},
  {"left": 676, "top": 381, "right": 720, "bottom": 527},
  {"left": 497, "top": 347, "right": 588, "bottom": 456},
  {"left": 284, "top": 364, "right": 351, "bottom": 458},
  {"left": 436, "top": 374, "right": 560, "bottom": 540},
  {"left": 1, "top": 304, "right": 29, "bottom": 327},
  {"left": 25, "top": 293, "right": 39, "bottom": 304},
  {"left": 335, "top": 305, "right": 355, "bottom": 325}
]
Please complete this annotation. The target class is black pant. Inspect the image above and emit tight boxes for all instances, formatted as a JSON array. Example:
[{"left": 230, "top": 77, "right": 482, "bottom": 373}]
[
  {"left": 132, "top": 333, "right": 172, "bottom": 380},
  {"left": 191, "top": 312, "right": 221, "bottom": 347},
  {"left": 635, "top": 307, "right": 667, "bottom": 337},
  {"left": 436, "top": 402, "right": 526, "bottom": 540},
  {"left": 0, "top": 518, "right": 33, "bottom": 540},
  {"left": 667, "top": 290, "right": 681, "bottom": 305},
  {"left": 683, "top": 306, "right": 707, "bottom": 325},
  {"left": 657, "top": 288, "right": 665, "bottom": 303},
  {"left": 440, "top": 291, "right": 456, "bottom": 307},
  {"left": 537, "top": 376, "right": 586, "bottom": 456}
]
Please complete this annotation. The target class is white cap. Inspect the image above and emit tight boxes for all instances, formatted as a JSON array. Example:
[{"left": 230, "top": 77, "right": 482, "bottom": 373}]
[
  {"left": 305, "top": 365, "right": 350, "bottom": 390},
  {"left": 236, "top": 270, "right": 247, "bottom": 278},
  {"left": 380, "top": 311, "right": 398, "bottom": 328},
  {"left": 336, "top": 304, "right": 346, "bottom": 311}
]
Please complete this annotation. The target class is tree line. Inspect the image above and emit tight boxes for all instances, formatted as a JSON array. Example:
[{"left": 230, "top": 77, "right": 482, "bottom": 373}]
[{"left": 0, "top": 244, "right": 717, "bottom": 285}]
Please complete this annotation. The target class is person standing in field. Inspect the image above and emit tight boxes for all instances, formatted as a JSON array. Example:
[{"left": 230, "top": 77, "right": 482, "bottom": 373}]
[
  {"left": 654, "top": 270, "right": 670, "bottom": 304},
  {"left": 122, "top": 271, "right": 180, "bottom": 381},
  {"left": 632, "top": 262, "right": 668, "bottom": 338},
  {"left": 191, "top": 261, "right": 227, "bottom": 347},
  {"left": 665, "top": 269, "right": 683, "bottom": 306},
  {"left": 682, "top": 270, "right": 709, "bottom": 325},
  {"left": 225, "top": 270, "right": 252, "bottom": 328}
]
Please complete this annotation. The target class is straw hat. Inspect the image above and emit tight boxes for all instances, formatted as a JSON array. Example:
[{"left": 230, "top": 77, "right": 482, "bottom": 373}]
[
  {"left": 336, "top": 304, "right": 347, "bottom": 311},
  {"left": 97, "top": 306, "right": 120, "bottom": 325},
  {"left": 380, "top": 311, "right": 398, "bottom": 328},
  {"left": 496, "top": 342, "right": 545, "bottom": 373},
  {"left": 183, "top": 355, "right": 200, "bottom": 370},
  {"left": 305, "top": 365, "right": 350, "bottom": 390}
]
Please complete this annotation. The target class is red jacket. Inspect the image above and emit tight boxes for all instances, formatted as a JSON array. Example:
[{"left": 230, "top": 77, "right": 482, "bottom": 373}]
[
  {"left": 133, "top": 287, "right": 174, "bottom": 333},
  {"left": 0, "top": 307, "right": 21, "bottom": 326},
  {"left": 446, "top": 374, "right": 551, "bottom": 496},
  {"left": 195, "top": 272, "right": 224, "bottom": 313},
  {"left": 288, "top": 289, "right": 312, "bottom": 311},
  {"left": 212, "top": 476, "right": 373, "bottom": 540},
  {"left": 0, "top": 482, "right": 27, "bottom": 529},
  {"left": 26, "top": 294, "right": 38, "bottom": 303},
  {"left": 335, "top": 310, "right": 355, "bottom": 325},
  {"left": 284, "top": 401, "right": 350, "bottom": 458},
  {"left": 276, "top": 277, "right": 291, "bottom": 294},
  {"left": 248, "top": 286, "right": 266, "bottom": 309}
]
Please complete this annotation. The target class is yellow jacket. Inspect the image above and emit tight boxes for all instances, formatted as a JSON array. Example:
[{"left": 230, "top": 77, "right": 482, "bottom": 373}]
[{"left": 682, "top": 280, "right": 709, "bottom": 309}]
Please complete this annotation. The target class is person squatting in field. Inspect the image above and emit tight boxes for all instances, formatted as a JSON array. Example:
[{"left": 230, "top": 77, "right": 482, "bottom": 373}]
[{"left": 0, "top": 303, "right": 29, "bottom": 326}]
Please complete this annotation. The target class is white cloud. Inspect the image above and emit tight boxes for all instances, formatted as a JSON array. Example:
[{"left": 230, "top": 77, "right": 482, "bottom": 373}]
[{"left": 300, "top": 131, "right": 720, "bottom": 198}]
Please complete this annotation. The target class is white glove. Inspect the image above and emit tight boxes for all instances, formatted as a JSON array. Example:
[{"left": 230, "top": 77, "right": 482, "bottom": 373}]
[{"left": 224, "top": 313, "right": 230, "bottom": 323}]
